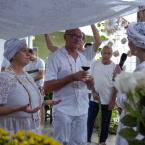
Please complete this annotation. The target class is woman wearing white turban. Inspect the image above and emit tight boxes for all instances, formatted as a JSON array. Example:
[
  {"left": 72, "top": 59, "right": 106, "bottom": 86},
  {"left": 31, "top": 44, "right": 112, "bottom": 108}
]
[
  {"left": 0, "top": 38, "right": 61, "bottom": 135},
  {"left": 114, "top": 9, "right": 145, "bottom": 145}
]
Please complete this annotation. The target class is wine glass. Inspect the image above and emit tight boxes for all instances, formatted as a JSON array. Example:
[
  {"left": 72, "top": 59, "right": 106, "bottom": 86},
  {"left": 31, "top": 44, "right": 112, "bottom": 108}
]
[
  {"left": 81, "top": 62, "right": 90, "bottom": 71},
  {"left": 81, "top": 61, "right": 90, "bottom": 82},
  {"left": 77, "top": 62, "right": 90, "bottom": 89}
]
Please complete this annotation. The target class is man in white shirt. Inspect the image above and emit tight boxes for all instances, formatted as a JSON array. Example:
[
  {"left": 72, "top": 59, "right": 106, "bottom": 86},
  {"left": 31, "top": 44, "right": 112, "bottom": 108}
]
[
  {"left": 24, "top": 49, "right": 45, "bottom": 129},
  {"left": 88, "top": 45, "right": 117, "bottom": 145},
  {"left": 44, "top": 24, "right": 102, "bottom": 109},
  {"left": 44, "top": 28, "right": 94, "bottom": 145}
]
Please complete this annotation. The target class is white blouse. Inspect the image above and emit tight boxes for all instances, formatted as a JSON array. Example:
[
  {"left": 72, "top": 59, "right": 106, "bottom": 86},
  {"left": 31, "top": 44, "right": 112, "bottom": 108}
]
[{"left": 0, "top": 71, "right": 42, "bottom": 135}]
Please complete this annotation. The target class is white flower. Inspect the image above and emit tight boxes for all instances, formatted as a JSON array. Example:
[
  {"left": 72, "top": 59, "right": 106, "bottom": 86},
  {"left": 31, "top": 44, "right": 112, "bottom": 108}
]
[
  {"left": 115, "top": 71, "right": 137, "bottom": 93},
  {"left": 133, "top": 70, "right": 145, "bottom": 88}
]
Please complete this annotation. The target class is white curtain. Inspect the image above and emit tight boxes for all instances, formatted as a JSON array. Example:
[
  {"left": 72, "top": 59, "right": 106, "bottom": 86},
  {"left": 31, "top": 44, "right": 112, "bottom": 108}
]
[{"left": 0, "top": 0, "right": 144, "bottom": 40}]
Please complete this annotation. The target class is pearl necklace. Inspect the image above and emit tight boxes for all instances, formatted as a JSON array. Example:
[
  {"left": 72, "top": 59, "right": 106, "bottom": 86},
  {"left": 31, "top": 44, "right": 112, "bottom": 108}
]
[{"left": 8, "top": 65, "right": 41, "bottom": 128}]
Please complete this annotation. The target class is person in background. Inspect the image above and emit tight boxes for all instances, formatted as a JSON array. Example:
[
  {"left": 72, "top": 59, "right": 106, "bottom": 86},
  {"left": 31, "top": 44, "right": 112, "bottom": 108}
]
[
  {"left": 1, "top": 57, "right": 10, "bottom": 72},
  {"left": 84, "top": 42, "right": 92, "bottom": 48},
  {"left": 114, "top": 8, "right": 145, "bottom": 145},
  {"left": 88, "top": 45, "right": 117, "bottom": 145},
  {"left": 0, "top": 38, "right": 60, "bottom": 136},
  {"left": 44, "top": 28, "right": 94, "bottom": 145},
  {"left": 1, "top": 41, "right": 11, "bottom": 72},
  {"left": 44, "top": 24, "right": 102, "bottom": 63},
  {"left": 24, "top": 49, "right": 46, "bottom": 129},
  {"left": 84, "top": 42, "right": 93, "bottom": 101}
]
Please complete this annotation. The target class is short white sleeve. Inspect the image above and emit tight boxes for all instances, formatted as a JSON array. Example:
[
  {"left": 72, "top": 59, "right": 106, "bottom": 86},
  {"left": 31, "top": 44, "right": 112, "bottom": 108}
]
[
  {"left": 38, "top": 59, "right": 45, "bottom": 70},
  {"left": 80, "top": 45, "right": 96, "bottom": 62},
  {"left": 45, "top": 53, "right": 59, "bottom": 81}
]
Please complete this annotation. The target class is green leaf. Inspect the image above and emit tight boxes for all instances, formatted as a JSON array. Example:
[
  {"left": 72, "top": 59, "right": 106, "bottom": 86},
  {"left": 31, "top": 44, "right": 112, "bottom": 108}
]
[
  {"left": 128, "top": 139, "right": 145, "bottom": 145},
  {"left": 101, "top": 35, "right": 107, "bottom": 41},
  {"left": 97, "top": 23, "right": 101, "bottom": 27},
  {"left": 45, "top": 92, "right": 53, "bottom": 100},
  {"left": 45, "top": 105, "right": 50, "bottom": 111},
  {"left": 27, "top": 69, "right": 38, "bottom": 74},
  {"left": 141, "top": 138, "right": 145, "bottom": 144},
  {"left": 124, "top": 103, "right": 145, "bottom": 125},
  {"left": 99, "top": 48, "right": 102, "bottom": 52},
  {"left": 121, "top": 114, "right": 137, "bottom": 127},
  {"left": 140, "top": 96, "right": 145, "bottom": 106},
  {"left": 101, "top": 29, "right": 104, "bottom": 32},
  {"left": 141, "top": 107, "right": 145, "bottom": 121},
  {"left": 124, "top": 102, "right": 135, "bottom": 114},
  {"left": 119, "top": 128, "right": 138, "bottom": 140},
  {"left": 137, "top": 120, "right": 145, "bottom": 136}
]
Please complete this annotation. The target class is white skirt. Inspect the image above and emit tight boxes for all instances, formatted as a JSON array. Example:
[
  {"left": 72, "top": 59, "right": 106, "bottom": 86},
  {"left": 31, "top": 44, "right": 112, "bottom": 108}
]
[{"left": 0, "top": 116, "right": 42, "bottom": 135}]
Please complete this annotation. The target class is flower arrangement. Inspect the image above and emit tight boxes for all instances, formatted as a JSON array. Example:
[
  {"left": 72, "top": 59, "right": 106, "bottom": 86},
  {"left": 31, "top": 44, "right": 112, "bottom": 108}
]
[
  {"left": 103, "top": 18, "right": 122, "bottom": 35},
  {"left": 114, "top": 68, "right": 145, "bottom": 144},
  {"left": 0, "top": 128, "right": 61, "bottom": 145}
]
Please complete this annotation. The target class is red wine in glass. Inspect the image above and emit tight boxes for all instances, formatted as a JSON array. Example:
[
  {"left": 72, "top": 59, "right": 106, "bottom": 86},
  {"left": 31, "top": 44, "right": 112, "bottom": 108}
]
[{"left": 81, "top": 66, "right": 90, "bottom": 71}]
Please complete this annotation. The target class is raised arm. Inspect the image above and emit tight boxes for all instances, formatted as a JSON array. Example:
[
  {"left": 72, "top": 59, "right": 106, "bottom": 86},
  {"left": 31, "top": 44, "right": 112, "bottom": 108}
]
[
  {"left": 44, "top": 34, "right": 58, "bottom": 52},
  {"left": 139, "top": 6, "right": 145, "bottom": 22},
  {"left": 91, "top": 24, "right": 102, "bottom": 52}
]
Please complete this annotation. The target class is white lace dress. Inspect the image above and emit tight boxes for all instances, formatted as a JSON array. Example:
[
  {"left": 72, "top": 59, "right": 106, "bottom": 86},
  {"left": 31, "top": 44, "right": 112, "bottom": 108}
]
[{"left": 0, "top": 71, "right": 42, "bottom": 135}]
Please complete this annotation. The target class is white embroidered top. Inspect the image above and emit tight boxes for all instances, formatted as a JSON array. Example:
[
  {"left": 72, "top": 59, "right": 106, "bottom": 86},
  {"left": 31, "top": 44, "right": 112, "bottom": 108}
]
[{"left": 0, "top": 71, "right": 42, "bottom": 135}]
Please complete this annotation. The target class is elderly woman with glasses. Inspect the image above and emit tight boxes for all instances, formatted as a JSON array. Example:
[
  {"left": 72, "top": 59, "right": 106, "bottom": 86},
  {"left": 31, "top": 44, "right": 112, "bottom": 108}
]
[{"left": 0, "top": 38, "right": 60, "bottom": 135}]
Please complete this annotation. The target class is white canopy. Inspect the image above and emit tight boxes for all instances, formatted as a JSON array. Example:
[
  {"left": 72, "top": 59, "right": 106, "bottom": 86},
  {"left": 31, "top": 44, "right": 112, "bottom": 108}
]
[{"left": 0, "top": 0, "right": 144, "bottom": 40}]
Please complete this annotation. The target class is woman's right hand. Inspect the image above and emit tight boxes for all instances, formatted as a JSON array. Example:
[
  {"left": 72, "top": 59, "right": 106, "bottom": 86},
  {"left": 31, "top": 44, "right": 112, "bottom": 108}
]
[{"left": 19, "top": 104, "right": 41, "bottom": 113}]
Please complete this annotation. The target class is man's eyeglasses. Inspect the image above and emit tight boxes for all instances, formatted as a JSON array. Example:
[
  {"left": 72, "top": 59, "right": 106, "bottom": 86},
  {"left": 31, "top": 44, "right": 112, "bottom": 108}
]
[{"left": 65, "top": 34, "right": 83, "bottom": 41}]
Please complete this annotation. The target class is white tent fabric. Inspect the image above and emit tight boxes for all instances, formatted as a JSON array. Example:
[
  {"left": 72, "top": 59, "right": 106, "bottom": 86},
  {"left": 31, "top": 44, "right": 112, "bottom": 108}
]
[{"left": 0, "top": 0, "right": 145, "bottom": 40}]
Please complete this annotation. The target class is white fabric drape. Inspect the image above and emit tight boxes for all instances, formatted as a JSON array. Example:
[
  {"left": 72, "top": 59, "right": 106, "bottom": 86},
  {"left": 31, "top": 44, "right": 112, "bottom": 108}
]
[{"left": 0, "top": 0, "right": 145, "bottom": 40}]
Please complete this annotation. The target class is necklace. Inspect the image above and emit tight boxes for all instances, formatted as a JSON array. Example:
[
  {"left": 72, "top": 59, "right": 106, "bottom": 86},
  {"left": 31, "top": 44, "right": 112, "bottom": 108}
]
[
  {"left": 8, "top": 65, "right": 41, "bottom": 128},
  {"left": 61, "top": 49, "right": 86, "bottom": 106}
]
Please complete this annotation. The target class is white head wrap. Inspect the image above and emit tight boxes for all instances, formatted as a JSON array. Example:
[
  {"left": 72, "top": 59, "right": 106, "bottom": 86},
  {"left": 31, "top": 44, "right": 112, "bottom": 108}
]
[
  {"left": 127, "top": 22, "right": 145, "bottom": 49},
  {"left": 4, "top": 38, "right": 26, "bottom": 61}
]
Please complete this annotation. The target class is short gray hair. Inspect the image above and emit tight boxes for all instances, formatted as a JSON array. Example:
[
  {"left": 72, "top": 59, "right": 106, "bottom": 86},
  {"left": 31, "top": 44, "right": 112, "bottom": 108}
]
[{"left": 102, "top": 45, "right": 113, "bottom": 52}]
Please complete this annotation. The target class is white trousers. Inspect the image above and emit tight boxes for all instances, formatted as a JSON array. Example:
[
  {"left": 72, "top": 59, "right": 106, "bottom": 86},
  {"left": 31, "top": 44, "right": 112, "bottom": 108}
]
[{"left": 52, "top": 110, "right": 88, "bottom": 145}]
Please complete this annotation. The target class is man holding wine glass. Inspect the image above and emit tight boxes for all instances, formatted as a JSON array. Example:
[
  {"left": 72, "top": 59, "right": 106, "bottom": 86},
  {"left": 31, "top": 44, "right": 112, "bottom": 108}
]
[
  {"left": 44, "top": 28, "right": 94, "bottom": 145},
  {"left": 87, "top": 45, "right": 117, "bottom": 145}
]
